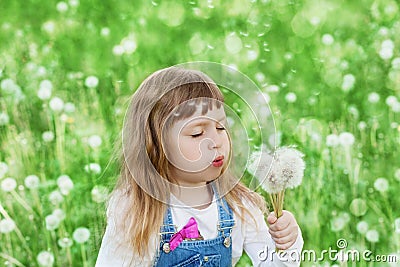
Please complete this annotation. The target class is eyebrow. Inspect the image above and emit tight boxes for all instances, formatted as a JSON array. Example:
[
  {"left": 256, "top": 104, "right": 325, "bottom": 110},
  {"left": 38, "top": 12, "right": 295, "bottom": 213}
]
[{"left": 185, "top": 117, "right": 226, "bottom": 128}]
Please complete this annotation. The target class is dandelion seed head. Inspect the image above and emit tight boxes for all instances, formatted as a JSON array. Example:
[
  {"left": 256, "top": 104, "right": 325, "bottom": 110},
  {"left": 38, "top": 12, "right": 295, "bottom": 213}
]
[
  {"left": 358, "top": 121, "right": 367, "bottom": 130},
  {"left": 100, "top": 27, "right": 110, "bottom": 37},
  {"left": 0, "top": 218, "right": 16, "bottom": 233},
  {"left": 265, "top": 84, "right": 280, "bottom": 93},
  {"left": 356, "top": 221, "right": 369, "bottom": 234},
  {"left": 341, "top": 74, "right": 355, "bottom": 92},
  {"left": 84, "top": 163, "right": 101, "bottom": 174},
  {"left": 374, "top": 177, "right": 389, "bottom": 193},
  {"left": 73, "top": 227, "right": 91, "bottom": 243},
  {"left": 56, "top": 2, "right": 68, "bottom": 13},
  {"left": 88, "top": 135, "right": 102, "bottom": 148},
  {"left": 392, "top": 57, "right": 400, "bottom": 69},
  {"left": 49, "top": 190, "right": 64, "bottom": 205},
  {"left": 1, "top": 177, "right": 17, "bottom": 192},
  {"left": 58, "top": 237, "right": 73, "bottom": 248},
  {"left": 64, "top": 102, "right": 75, "bottom": 113},
  {"left": 321, "top": 34, "right": 334, "bottom": 45},
  {"left": 84, "top": 75, "right": 99, "bottom": 88},
  {"left": 391, "top": 101, "right": 400, "bottom": 113},
  {"left": 0, "top": 112, "right": 9, "bottom": 126},
  {"left": 42, "top": 21, "right": 56, "bottom": 35},
  {"left": 68, "top": 0, "right": 79, "bottom": 7},
  {"left": 42, "top": 131, "right": 55, "bottom": 143},
  {"left": 350, "top": 198, "right": 368, "bottom": 217},
  {"left": 57, "top": 174, "right": 74, "bottom": 195},
  {"left": 368, "top": 92, "right": 380, "bottom": 103},
  {"left": 275, "top": 147, "right": 305, "bottom": 189},
  {"left": 225, "top": 32, "right": 243, "bottom": 54},
  {"left": 394, "top": 218, "right": 400, "bottom": 234},
  {"left": 112, "top": 45, "right": 124, "bottom": 56},
  {"left": 49, "top": 97, "right": 64, "bottom": 112},
  {"left": 45, "top": 214, "right": 60, "bottom": 231},
  {"left": 24, "top": 175, "right": 40, "bottom": 189},
  {"left": 52, "top": 209, "right": 66, "bottom": 221},
  {"left": 326, "top": 134, "right": 339, "bottom": 147},
  {"left": 394, "top": 169, "right": 400, "bottom": 182},
  {"left": 91, "top": 185, "right": 109, "bottom": 203},
  {"left": 0, "top": 162, "right": 8, "bottom": 178},
  {"left": 121, "top": 37, "right": 137, "bottom": 54},
  {"left": 285, "top": 92, "right": 297, "bottom": 103},
  {"left": 37, "top": 251, "right": 54, "bottom": 267},
  {"left": 386, "top": 96, "right": 398, "bottom": 107},
  {"left": 1, "top": 78, "right": 20, "bottom": 94},
  {"left": 365, "top": 229, "right": 379, "bottom": 243},
  {"left": 331, "top": 217, "right": 346, "bottom": 232},
  {"left": 339, "top": 132, "right": 355, "bottom": 146}
]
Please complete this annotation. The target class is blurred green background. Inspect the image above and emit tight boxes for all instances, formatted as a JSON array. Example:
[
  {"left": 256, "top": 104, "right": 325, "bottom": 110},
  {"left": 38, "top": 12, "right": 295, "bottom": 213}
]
[{"left": 0, "top": 0, "right": 399, "bottom": 266}]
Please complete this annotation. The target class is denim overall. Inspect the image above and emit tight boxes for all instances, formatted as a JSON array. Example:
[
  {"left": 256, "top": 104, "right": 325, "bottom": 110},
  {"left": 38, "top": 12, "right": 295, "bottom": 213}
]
[{"left": 153, "top": 189, "right": 235, "bottom": 267}]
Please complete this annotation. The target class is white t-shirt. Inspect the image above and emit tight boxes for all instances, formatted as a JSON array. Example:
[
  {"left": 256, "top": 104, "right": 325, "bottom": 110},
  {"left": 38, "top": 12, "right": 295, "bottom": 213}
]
[{"left": 95, "top": 193, "right": 303, "bottom": 267}]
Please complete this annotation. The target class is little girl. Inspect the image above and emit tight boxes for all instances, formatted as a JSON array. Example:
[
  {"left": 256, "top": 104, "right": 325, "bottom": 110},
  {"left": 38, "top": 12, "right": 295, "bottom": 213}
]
[{"left": 95, "top": 66, "right": 303, "bottom": 266}]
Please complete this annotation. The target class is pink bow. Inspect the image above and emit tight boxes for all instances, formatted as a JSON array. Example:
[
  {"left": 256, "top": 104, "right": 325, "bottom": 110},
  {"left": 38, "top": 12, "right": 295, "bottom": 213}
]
[{"left": 169, "top": 217, "right": 200, "bottom": 251}]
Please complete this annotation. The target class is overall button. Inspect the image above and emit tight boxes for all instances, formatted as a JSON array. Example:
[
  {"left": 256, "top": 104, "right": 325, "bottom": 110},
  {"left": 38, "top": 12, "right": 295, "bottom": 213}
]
[
  {"left": 162, "top": 243, "right": 170, "bottom": 253},
  {"left": 223, "top": 237, "right": 231, "bottom": 247},
  {"left": 203, "top": 256, "right": 209, "bottom": 262}
]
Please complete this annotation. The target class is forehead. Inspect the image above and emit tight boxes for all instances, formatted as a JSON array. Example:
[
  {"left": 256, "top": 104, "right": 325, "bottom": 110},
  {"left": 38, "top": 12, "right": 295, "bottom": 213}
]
[{"left": 170, "top": 103, "right": 226, "bottom": 130}]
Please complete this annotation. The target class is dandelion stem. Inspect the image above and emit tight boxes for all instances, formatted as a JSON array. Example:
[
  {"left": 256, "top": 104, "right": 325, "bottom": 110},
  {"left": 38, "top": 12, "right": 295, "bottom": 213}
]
[
  {"left": 10, "top": 191, "right": 35, "bottom": 214},
  {"left": 81, "top": 244, "right": 88, "bottom": 267}
]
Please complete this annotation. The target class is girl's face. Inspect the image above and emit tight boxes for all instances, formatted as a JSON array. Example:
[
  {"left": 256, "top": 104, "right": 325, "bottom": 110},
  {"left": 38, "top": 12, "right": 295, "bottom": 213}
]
[{"left": 163, "top": 103, "right": 230, "bottom": 187}]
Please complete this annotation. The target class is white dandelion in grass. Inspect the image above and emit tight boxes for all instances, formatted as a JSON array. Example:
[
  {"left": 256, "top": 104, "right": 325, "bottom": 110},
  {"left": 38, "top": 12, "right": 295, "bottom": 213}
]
[
  {"left": 49, "top": 97, "right": 64, "bottom": 112},
  {"left": 379, "top": 39, "right": 394, "bottom": 60},
  {"left": 38, "top": 80, "right": 53, "bottom": 100},
  {"left": 385, "top": 96, "right": 397, "bottom": 107},
  {"left": 395, "top": 169, "right": 400, "bottom": 182},
  {"left": 112, "top": 45, "right": 125, "bottom": 56},
  {"left": 365, "top": 229, "right": 379, "bottom": 243},
  {"left": 350, "top": 198, "right": 368, "bottom": 217},
  {"left": 73, "top": 227, "right": 91, "bottom": 243},
  {"left": 356, "top": 221, "right": 369, "bottom": 235},
  {"left": 0, "top": 218, "right": 16, "bottom": 234},
  {"left": 64, "top": 102, "right": 75, "bottom": 113},
  {"left": 285, "top": 92, "right": 297, "bottom": 103},
  {"left": 0, "top": 161, "right": 8, "bottom": 178},
  {"left": 368, "top": 92, "right": 380, "bottom": 103},
  {"left": 326, "top": 134, "right": 339, "bottom": 147},
  {"left": 84, "top": 75, "right": 99, "bottom": 88},
  {"left": 0, "top": 112, "right": 10, "bottom": 126},
  {"left": 42, "top": 131, "right": 55, "bottom": 142},
  {"left": 331, "top": 216, "right": 346, "bottom": 232},
  {"left": 45, "top": 214, "right": 60, "bottom": 231},
  {"left": 91, "top": 185, "right": 109, "bottom": 203},
  {"left": 88, "top": 135, "right": 102, "bottom": 148},
  {"left": 121, "top": 37, "right": 137, "bottom": 54},
  {"left": 84, "top": 163, "right": 101, "bottom": 174},
  {"left": 37, "top": 251, "right": 55, "bottom": 267},
  {"left": 57, "top": 174, "right": 74, "bottom": 195},
  {"left": 58, "top": 237, "right": 73, "bottom": 248},
  {"left": 56, "top": 2, "right": 68, "bottom": 13},
  {"left": 341, "top": 74, "right": 355, "bottom": 92},
  {"left": 374, "top": 177, "right": 389, "bottom": 193},
  {"left": 24, "top": 174, "right": 40, "bottom": 189},
  {"left": 1, "top": 177, "right": 17, "bottom": 192},
  {"left": 394, "top": 218, "right": 400, "bottom": 234},
  {"left": 101, "top": 27, "right": 110, "bottom": 37},
  {"left": 49, "top": 190, "right": 64, "bottom": 205},
  {"left": 339, "top": 132, "right": 355, "bottom": 146},
  {"left": 68, "top": 0, "right": 79, "bottom": 7},
  {"left": 321, "top": 33, "right": 334, "bottom": 45},
  {"left": 52, "top": 209, "right": 66, "bottom": 221},
  {"left": 248, "top": 146, "right": 305, "bottom": 218},
  {"left": 358, "top": 121, "right": 367, "bottom": 130}
]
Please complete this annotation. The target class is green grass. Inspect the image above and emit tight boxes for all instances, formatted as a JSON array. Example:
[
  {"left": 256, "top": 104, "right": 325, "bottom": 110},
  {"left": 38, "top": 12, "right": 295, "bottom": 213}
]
[{"left": 1, "top": 0, "right": 399, "bottom": 266}]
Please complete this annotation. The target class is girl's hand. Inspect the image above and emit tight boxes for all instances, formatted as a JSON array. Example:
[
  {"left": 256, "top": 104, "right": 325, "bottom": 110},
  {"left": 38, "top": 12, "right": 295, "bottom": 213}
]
[{"left": 267, "top": 210, "right": 299, "bottom": 250}]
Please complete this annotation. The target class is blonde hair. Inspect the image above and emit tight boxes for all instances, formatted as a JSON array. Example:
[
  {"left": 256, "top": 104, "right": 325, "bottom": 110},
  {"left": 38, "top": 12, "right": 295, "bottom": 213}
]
[{"left": 111, "top": 66, "right": 267, "bottom": 258}]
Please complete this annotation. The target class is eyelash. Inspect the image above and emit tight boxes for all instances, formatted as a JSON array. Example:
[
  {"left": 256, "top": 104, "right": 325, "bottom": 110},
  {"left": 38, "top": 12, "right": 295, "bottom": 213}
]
[{"left": 191, "top": 127, "right": 226, "bottom": 138}]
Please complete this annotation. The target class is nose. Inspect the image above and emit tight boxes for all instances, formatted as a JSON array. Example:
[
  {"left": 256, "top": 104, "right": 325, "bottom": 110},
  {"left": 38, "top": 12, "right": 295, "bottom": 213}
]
[{"left": 208, "top": 128, "right": 223, "bottom": 149}]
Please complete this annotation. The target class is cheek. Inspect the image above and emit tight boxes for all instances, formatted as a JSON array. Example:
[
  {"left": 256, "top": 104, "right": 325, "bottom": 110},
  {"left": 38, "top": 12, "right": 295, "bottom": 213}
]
[{"left": 179, "top": 139, "right": 202, "bottom": 161}]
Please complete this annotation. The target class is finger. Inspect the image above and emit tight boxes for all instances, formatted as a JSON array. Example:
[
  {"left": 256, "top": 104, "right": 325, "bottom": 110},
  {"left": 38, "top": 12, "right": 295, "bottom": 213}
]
[
  {"left": 267, "top": 212, "right": 277, "bottom": 225},
  {"left": 269, "top": 229, "right": 297, "bottom": 245},
  {"left": 275, "top": 237, "right": 297, "bottom": 250},
  {"left": 268, "top": 216, "right": 291, "bottom": 232}
]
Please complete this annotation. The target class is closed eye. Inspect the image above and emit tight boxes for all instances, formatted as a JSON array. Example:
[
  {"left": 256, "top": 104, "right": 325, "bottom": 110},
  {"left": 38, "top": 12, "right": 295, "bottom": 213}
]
[{"left": 191, "top": 132, "right": 203, "bottom": 138}]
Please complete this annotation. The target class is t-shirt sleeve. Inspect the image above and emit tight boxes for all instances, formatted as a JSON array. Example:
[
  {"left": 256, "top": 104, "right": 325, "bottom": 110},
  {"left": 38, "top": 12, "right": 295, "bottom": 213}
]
[
  {"left": 242, "top": 204, "right": 304, "bottom": 267},
  {"left": 95, "top": 191, "right": 155, "bottom": 267}
]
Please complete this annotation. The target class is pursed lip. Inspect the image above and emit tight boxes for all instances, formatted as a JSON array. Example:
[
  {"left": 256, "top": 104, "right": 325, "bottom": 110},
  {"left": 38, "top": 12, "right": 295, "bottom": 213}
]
[{"left": 213, "top": 155, "right": 224, "bottom": 162}]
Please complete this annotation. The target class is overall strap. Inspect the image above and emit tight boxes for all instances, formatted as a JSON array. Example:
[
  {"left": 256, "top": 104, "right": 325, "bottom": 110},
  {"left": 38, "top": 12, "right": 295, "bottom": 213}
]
[
  {"left": 159, "top": 206, "right": 176, "bottom": 242},
  {"left": 212, "top": 183, "right": 235, "bottom": 238}
]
